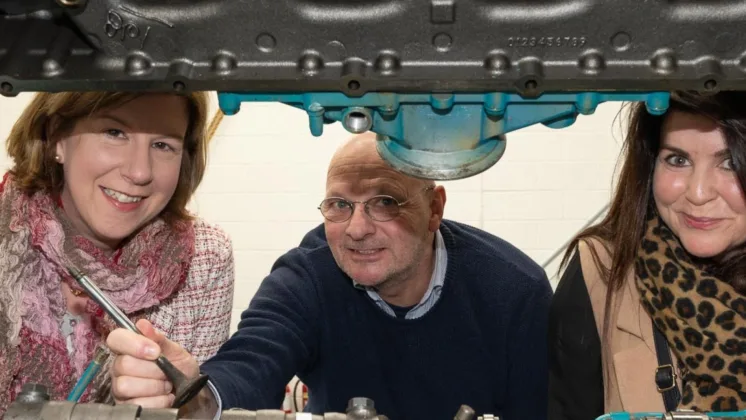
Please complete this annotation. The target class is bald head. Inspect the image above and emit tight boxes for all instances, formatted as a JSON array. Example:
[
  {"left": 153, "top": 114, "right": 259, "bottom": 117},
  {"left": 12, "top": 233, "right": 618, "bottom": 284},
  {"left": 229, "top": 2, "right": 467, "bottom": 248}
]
[
  {"left": 327, "top": 132, "right": 381, "bottom": 173},
  {"left": 327, "top": 132, "right": 434, "bottom": 193},
  {"left": 321, "top": 132, "right": 446, "bottom": 299}
]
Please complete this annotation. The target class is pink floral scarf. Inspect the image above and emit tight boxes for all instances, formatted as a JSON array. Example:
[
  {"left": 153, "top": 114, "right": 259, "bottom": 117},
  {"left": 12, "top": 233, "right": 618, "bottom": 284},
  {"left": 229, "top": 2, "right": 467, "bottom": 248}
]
[{"left": 0, "top": 173, "right": 195, "bottom": 414}]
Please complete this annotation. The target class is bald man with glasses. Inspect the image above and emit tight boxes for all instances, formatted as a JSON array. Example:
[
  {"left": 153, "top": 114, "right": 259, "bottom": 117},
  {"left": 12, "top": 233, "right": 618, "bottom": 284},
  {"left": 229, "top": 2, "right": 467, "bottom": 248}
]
[{"left": 106, "top": 132, "right": 553, "bottom": 420}]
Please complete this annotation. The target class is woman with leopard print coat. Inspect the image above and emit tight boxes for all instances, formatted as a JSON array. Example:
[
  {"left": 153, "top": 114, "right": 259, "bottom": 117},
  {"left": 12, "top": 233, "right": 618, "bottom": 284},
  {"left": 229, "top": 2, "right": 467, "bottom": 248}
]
[{"left": 549, "top": 91, "right": 746, "bottom": 420}]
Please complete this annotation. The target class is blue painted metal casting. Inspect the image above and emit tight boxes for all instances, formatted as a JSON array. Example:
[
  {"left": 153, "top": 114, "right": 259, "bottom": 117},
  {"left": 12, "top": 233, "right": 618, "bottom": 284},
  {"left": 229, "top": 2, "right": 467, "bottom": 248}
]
[
  {"left": 218, "top": 91, "right": 670, "bottom": 180},
  {"left": 598, "top": 410, "right": 746, "bottom": 420}
]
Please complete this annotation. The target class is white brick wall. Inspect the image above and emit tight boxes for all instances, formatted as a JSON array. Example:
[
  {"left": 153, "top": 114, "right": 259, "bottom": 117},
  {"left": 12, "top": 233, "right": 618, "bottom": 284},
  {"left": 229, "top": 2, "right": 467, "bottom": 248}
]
[{"left": 0, "top": 93, "right": 625, "bottom": 333}]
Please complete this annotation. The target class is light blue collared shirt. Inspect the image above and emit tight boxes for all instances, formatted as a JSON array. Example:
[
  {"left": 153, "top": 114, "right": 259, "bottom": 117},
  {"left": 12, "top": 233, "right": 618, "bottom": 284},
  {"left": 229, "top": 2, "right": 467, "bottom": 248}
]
[{"left": 354, "top": 229, "right": 447, "bottom": 320}]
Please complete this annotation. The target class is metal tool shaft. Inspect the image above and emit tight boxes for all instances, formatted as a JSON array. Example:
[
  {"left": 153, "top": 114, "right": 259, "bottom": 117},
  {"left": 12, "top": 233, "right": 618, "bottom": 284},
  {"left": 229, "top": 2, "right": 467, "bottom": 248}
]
[
  {"left": 68, "top": 267, "right": 139, "bottom": 332},
  {"left": 67, "top": 266, "right": 209, "bottom": 408}
]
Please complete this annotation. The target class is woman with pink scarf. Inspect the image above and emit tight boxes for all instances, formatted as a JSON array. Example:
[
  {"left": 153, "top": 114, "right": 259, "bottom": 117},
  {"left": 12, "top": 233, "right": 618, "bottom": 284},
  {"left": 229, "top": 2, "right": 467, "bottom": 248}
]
[{"left": 0, "top": 91, "right": 235, "bottom": 415}]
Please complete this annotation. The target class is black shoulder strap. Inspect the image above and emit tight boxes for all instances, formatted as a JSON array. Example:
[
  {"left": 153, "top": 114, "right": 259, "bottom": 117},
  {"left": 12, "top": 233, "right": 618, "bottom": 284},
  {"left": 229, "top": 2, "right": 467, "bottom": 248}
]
[{"left": 652, "top": 320, "right": 681, "bottom": 412}]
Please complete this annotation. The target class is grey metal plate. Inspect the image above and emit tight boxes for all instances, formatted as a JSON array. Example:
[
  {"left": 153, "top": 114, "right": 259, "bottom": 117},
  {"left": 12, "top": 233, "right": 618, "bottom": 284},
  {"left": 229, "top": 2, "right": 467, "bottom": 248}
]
[{"left": 0, "top": 0, "right": 744, "bottom": 95}]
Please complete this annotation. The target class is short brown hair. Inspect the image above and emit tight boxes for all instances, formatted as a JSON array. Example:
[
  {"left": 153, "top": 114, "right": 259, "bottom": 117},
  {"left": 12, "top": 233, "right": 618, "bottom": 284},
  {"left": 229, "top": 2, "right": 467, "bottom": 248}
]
[{"left": 5, "top": 91, "right": 211, "bottom": 223}]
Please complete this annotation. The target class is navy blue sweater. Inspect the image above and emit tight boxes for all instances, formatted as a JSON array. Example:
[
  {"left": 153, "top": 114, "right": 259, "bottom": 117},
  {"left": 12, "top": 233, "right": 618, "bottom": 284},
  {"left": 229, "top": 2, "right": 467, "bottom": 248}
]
[{"left": 200, "top": 220, "right": 552, "bottom": 420}]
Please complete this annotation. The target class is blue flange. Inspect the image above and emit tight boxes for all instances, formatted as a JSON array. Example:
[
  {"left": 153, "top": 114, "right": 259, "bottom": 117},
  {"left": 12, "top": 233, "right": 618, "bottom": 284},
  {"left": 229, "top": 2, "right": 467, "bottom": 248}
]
[{"left": 218, "top": 91, "right": 670, "bottom": 180}]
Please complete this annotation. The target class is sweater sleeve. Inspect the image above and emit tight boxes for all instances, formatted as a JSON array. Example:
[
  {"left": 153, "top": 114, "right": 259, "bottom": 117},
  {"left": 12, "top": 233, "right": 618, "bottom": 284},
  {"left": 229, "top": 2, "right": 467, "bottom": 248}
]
[
  {"left": 548, "top": 251, "right": 604, "bottom": 420},
  {"left": 503, "top": 270, "right": 553, "bottom": 420},
  {"left": 198, "top": 249, "right": 321, "bottom": 410}
]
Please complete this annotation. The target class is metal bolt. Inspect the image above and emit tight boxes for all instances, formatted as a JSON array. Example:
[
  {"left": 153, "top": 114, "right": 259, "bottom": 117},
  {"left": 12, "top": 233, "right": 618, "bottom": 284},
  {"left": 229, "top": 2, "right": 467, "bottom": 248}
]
[
  {"left": 348, "top": 397, "right": 374, "bottom": 410},
  {"left": 346, "top": 397, "right": 377, "bottom": 419},
  {"left": 454, "top": 405, "right": 475, "bottom": 420},
  {"left": 17, "top": 383, "right": 50, "bottom": 404}
]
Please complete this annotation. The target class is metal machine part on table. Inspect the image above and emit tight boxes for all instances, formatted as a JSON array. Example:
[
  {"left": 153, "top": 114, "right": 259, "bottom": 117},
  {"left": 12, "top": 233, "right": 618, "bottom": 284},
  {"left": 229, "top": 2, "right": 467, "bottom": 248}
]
[
  {"left": 0, "top": 1, "right": 742, "bottom": 178},
  {"left": 5, "top": 383, "right": 396, "bottom": 420},
  {"left": 9, "top": 384, "right": 746, "bottom": 420},
  {"left": 6, "top": 384, "right": 509, "bottom": 420}
]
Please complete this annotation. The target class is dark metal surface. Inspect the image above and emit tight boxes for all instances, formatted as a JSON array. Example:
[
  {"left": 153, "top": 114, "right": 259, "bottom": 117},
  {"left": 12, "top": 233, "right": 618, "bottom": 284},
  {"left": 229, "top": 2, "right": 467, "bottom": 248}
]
[{"left": 1, "top": 0, "right": 745, "bottom": 95}]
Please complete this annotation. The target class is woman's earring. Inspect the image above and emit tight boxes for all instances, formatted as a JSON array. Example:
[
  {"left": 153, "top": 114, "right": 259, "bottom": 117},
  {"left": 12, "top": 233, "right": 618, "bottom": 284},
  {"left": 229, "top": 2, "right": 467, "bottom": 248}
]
[{"left": 54, "top": 155, "right": 61, "bottom": 162}]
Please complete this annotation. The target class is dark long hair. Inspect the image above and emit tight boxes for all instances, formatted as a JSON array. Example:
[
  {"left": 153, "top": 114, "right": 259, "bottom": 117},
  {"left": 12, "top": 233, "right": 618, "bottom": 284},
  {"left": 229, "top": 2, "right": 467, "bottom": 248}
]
[{"left": 560, "top": 90, "right": 746, "bottom": 367}]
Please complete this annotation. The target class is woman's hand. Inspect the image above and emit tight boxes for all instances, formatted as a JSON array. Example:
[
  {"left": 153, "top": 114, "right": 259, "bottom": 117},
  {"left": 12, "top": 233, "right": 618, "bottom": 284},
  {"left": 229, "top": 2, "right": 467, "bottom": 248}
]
[{"left": 107, "top": 318, "right": 200, "bottom": 408}]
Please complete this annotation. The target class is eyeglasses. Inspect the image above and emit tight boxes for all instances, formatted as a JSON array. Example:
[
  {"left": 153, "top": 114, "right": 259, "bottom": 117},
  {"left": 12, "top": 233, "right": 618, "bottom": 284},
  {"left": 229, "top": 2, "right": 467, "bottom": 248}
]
[{"left": 318, "top": 186, "right": 434, "bottom": 223}]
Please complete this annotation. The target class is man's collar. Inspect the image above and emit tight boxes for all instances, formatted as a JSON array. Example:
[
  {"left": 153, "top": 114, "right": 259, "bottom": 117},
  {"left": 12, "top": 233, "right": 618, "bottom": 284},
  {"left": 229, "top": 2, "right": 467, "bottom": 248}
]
[{"left": 352, "top": 229, "right": 447, "bottom": 301}]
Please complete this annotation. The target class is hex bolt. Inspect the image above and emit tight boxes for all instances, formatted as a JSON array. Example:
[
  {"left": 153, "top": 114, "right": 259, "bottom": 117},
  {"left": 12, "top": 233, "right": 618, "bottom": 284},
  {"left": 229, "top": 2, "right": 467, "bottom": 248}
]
[{"left": 346, "top": 397, "right": 377, "bottom": 419}]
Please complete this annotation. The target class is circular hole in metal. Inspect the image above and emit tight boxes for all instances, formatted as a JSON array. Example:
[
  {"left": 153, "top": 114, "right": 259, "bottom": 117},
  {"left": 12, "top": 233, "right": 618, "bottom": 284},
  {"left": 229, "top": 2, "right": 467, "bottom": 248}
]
[
  {"left": 524, "top": 79, "right": 538, "bottom": 90},
  {"left": 704, "top": 79, "right": 717, "bottom": 91},
  {"left": 0, "top": 82, "right": 12, "bottom": 94},
  {"left": 347, "top": 80, "right": 360, "bottom": 91},
  {"left": 173, "top": 81, "right": 186, "bottom": 92},
  {"left": 343, "top": 111, "right": 372, "bottom": 134}
]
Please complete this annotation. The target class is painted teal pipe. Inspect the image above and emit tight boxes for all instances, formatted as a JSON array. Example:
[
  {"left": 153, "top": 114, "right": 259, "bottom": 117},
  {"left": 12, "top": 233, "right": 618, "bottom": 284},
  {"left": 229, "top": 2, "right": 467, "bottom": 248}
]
[{"left": 67, "top": 347, "right": 108, "bottom": 402}]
